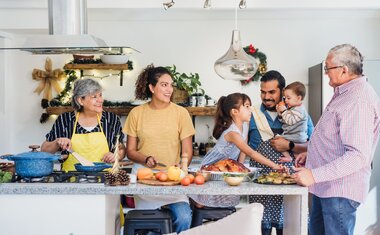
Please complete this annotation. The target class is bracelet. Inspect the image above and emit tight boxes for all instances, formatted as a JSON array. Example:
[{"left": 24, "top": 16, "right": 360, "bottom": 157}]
[{"left": 145, "top": 156, "right": 153, "bottom": 164}]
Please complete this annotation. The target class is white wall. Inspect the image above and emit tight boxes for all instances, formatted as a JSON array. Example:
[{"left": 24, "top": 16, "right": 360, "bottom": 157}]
[
  {"left": 0, "top": 8, "right": 380, "bottom": 234},
  {"left": 1, "top": 9, "right": 380, "bottom": 149}
]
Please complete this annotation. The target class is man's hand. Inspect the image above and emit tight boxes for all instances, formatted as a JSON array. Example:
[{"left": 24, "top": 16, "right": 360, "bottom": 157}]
[
  {"left": 294, "top": 152, "right": 307, "bottom": 167},
  {"left": 270, "top": 136, "right": 290, "bottom": 152},
  {"left": 279, "top": 155, "right": 292, "bottom": 163},
  {"left": 292, "top": 167, "right": 315, "bottom": 186}
]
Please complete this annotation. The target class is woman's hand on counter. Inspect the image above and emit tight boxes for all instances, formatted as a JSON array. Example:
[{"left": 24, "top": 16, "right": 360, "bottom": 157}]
[
  {"left": 102, "top": 152, "right": 116, "bottom": 163},
  {"left": 145, "top": 156, "right": 157, "bottom": 168}
]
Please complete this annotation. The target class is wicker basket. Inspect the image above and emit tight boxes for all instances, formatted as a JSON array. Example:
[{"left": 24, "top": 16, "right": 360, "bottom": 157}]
[{"left": 171, "top": 87, "right": 189, "bottom": 104}]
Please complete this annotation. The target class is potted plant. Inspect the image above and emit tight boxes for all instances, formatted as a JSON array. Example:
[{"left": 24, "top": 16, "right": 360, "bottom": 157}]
[{"left": 166, "top": 65, "right": 204, "bottom": 104}]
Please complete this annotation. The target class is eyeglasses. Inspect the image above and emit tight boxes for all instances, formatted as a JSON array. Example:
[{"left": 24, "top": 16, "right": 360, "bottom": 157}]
[{"left": 324, "top": 65, "right": 344, "bottom": 73}]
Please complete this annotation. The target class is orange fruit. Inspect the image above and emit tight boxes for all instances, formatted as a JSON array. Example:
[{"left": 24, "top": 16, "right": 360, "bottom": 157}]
[
  {"left": 158, "top": 173, "right": 168, "bottom": 182},
  {"left": 181, "top": 177, "right": 191, "bottom": 186},
  {"left": 187, "top": 174, "right": 195, "bottom": 184},
  {"left": 155, "top": 171, "right": 165, "bottom": 180},
  {"left": 194, "top": 175, "right": 205, "bottom": 185}
]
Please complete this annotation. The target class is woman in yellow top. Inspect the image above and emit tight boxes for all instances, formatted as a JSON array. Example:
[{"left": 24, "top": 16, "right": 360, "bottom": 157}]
[
  {"left": 124, "top": 64, "right": 195, "bottom": 233},
  {"left": 41, "top": 78, "right": 125, "bottom": 171}
]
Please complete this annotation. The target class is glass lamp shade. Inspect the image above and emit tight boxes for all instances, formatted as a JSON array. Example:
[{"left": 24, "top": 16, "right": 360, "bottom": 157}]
[{"left": 214, "top": 30, "right": 258, "bottom": 80}]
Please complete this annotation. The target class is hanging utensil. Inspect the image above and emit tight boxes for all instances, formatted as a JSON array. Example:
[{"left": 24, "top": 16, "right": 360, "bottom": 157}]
[
  {"left": 111, "top": 135, "right": 121, "bottom": 174},
  {"left": 67, "top": 149, "right": 94, "bottom": 166}
]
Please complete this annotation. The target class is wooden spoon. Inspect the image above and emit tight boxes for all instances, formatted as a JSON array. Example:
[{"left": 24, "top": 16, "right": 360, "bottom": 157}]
[{"left": 68, "top": 149, "right": 94, "bottom": 166}]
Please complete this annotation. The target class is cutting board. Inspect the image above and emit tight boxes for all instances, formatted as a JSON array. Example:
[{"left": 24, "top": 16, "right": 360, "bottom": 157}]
[{"left": 138, "top": 179, "right": 180, "bottom": 186}]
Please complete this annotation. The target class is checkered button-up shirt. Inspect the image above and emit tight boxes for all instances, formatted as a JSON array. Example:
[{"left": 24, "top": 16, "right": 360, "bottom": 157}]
[{"left": 306, "top": 76, "right": 380, "bottom": 203}]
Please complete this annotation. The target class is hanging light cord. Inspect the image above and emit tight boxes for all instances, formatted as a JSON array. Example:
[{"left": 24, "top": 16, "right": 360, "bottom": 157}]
[{"left": 234, "top": 0, "right": 238, "bottom": 30}]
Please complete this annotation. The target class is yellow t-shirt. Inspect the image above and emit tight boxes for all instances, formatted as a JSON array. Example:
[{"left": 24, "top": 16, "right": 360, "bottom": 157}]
[{"left": 123, "top": 102, "right": 195, "bottom": 168}]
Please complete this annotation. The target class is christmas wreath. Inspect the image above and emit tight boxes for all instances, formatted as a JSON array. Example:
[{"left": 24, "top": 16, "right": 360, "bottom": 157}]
[{"left": 241, "top": 44, "right": 267, "bottom": 85}]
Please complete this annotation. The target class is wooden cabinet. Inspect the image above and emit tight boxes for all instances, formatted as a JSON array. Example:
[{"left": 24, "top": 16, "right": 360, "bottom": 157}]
[{"left": 46, "top": 106, "right": 216, "bottom": 117}]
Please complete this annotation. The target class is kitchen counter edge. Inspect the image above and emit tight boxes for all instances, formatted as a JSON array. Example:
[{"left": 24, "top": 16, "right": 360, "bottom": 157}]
[{"left": 0, "top": 181, "right": 308, "bottom": 195}]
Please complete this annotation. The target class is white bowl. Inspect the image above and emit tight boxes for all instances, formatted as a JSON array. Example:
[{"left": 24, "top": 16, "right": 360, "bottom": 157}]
[
  {"left": 224, "top": 176, "right": 244, "bottom": 186},
  {"left": 100, "top": 54, "right": 129, "bottom": 64}
]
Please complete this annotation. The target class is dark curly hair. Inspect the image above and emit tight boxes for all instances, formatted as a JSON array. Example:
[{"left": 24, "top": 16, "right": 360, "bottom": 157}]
[
  {"left": 213, "top": 93, "right": 251, "bottom": 139},
  {"left": 135, "top": 64, "right": 172, "bottom": 100}
]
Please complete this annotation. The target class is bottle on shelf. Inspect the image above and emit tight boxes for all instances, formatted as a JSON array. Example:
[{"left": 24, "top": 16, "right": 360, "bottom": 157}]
[
  {"left": 205, "top": 142, "right": 214, "bottom": 154},
  {"left": 199, "top": 142, "right": 206, "bottom": 156},
  {"left": 193, "top": 142, "right": 199, "bottom": 156}
]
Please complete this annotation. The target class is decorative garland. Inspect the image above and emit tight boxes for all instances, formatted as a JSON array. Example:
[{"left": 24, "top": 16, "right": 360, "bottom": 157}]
[
  {"left": 240, "top": 44, "right": 267, "bottom": 86},
  {"left": 39, "top": 60, "right": 134, "bottom": 123}
]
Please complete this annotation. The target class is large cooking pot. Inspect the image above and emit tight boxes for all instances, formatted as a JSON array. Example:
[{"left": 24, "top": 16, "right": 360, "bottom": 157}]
[{"left": 3, "top": 145, "right": 59, "bottom": 178}]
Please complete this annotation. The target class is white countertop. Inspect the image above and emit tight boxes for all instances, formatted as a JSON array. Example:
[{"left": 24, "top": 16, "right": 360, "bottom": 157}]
[{"left": 0, "top": 180, "right": 307, "bottom": 195}]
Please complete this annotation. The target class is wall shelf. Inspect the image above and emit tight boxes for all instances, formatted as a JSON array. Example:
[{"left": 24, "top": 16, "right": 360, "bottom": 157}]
[
  {"left": 63, "top": 63, "right": 130, "bottom": 86},
  {"left": 46, "top": 106, "right": 216, "bottom": 117},
  {"left": 63, "top": 64, "right": 129, "bottom": 70}
]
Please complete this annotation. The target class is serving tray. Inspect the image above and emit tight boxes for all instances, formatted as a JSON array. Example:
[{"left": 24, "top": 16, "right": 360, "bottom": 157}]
[{"left": 253, "top": 178, "right": 296, "bottom": 185}]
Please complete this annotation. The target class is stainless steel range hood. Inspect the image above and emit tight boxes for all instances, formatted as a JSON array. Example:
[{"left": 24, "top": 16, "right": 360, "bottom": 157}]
[{"left": 1, "top": 0, "right": 137, "bottom": 54}]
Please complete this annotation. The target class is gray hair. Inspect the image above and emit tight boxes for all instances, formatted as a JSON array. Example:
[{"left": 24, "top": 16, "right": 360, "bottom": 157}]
[
  {"left": 71, "top": 78, "right": 103, "bottom": 111},
  {"left": 328, "top": 44, "right": 363, "bottom": 75}
]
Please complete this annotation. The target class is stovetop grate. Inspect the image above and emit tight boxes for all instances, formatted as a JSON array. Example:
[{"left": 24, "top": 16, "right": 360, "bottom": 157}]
[{"left": 12, "top": 171, "right": 106, "bottom": 183}]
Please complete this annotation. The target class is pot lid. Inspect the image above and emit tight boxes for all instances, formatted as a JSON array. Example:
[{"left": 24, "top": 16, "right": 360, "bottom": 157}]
[{"left": 10, "top": 151, "right": 59, "bottom": 160}]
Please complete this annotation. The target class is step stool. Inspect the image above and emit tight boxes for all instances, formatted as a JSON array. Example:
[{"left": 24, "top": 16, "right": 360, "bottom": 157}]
[
  {"left": 191, "top": 206, "right": 236, "bottom": 228},
  {"left": 124, "top": 209, "right": 172, "bottom": 235}
]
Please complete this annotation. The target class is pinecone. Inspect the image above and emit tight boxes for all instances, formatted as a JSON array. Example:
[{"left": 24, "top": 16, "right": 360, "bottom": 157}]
[
  {"left": 105, "top": 172, "right": 118, "bottom": 185},
  {"left": 117, "top": 170, "right": 130, "bottom": 185},
  {"left": 105, "top": 170, "right": 130, "bottom": 186}
]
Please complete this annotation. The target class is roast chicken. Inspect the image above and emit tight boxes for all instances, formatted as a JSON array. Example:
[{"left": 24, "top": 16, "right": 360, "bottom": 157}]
[{"left": 201, "top": 159, "right": 250, "bottom": 173}]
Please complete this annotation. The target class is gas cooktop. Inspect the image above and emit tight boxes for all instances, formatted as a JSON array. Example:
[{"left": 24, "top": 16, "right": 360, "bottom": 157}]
[{"left": 12, "top": 171, "right": 106, "bottom": 183}]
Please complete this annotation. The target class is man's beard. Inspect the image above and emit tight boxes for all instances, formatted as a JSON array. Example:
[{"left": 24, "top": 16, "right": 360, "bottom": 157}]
[{"left": 262, "top": 99, "right": 277, "bottom": 111}]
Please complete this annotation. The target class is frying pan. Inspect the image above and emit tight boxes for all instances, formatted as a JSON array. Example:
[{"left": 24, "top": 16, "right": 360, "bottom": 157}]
[{"left": 74, "top": 162, "right": 112, "bottom": 172}]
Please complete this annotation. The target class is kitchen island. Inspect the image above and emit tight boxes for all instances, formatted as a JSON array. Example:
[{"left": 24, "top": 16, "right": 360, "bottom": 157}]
[{"left": 0, "top": 181, "right": 308, "bottom": 235}]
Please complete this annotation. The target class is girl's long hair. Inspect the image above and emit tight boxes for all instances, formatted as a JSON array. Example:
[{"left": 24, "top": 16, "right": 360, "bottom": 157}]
[{"left": 213, "top": 93, "right": 251, "bottom": 139}]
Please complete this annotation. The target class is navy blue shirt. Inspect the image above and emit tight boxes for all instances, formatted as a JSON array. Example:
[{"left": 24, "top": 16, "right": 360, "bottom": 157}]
[{"left": 45, "top": 111, "right": 124, "bottom": 152}]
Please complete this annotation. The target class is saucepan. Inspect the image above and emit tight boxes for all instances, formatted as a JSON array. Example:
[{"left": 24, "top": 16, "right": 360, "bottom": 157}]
[
  {"left": 74, "top": 162, "right": 112, "bottom": 172},
  {"left": 1, "top": 145, "right": 60, "bottom": 178}
]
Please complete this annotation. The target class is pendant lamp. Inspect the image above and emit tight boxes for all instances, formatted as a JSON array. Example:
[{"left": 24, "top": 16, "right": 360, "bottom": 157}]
[{"left": 214, "top": 3, "right": 257, "bottom": 80}]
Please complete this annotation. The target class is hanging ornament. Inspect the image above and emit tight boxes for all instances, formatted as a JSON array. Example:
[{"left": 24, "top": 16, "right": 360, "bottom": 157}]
[
  {"left": 240, "top": 44, "right": 268, "bottom": 85},
  {"left": 214, "top": 2, "right": 257, "bottom": 81},
  {"left": 214, "top": 30, "right": 258, "bottom": 80},
  {"left": 32, "top": 57, "right": 65, "bottom": 101}
]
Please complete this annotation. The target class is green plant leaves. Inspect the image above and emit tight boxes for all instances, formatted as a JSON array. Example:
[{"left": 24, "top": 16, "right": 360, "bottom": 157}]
[{"left": 165, "top": 65, "right": 204, "bottom": 95}]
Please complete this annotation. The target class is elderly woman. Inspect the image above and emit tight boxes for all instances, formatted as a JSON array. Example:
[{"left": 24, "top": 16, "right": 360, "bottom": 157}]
[
  {"left": 124, "top": 64, "right": 195, "bottom": 233},
  {"left": 41, "top": 78, "right": 125, "bottom": 171}
]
